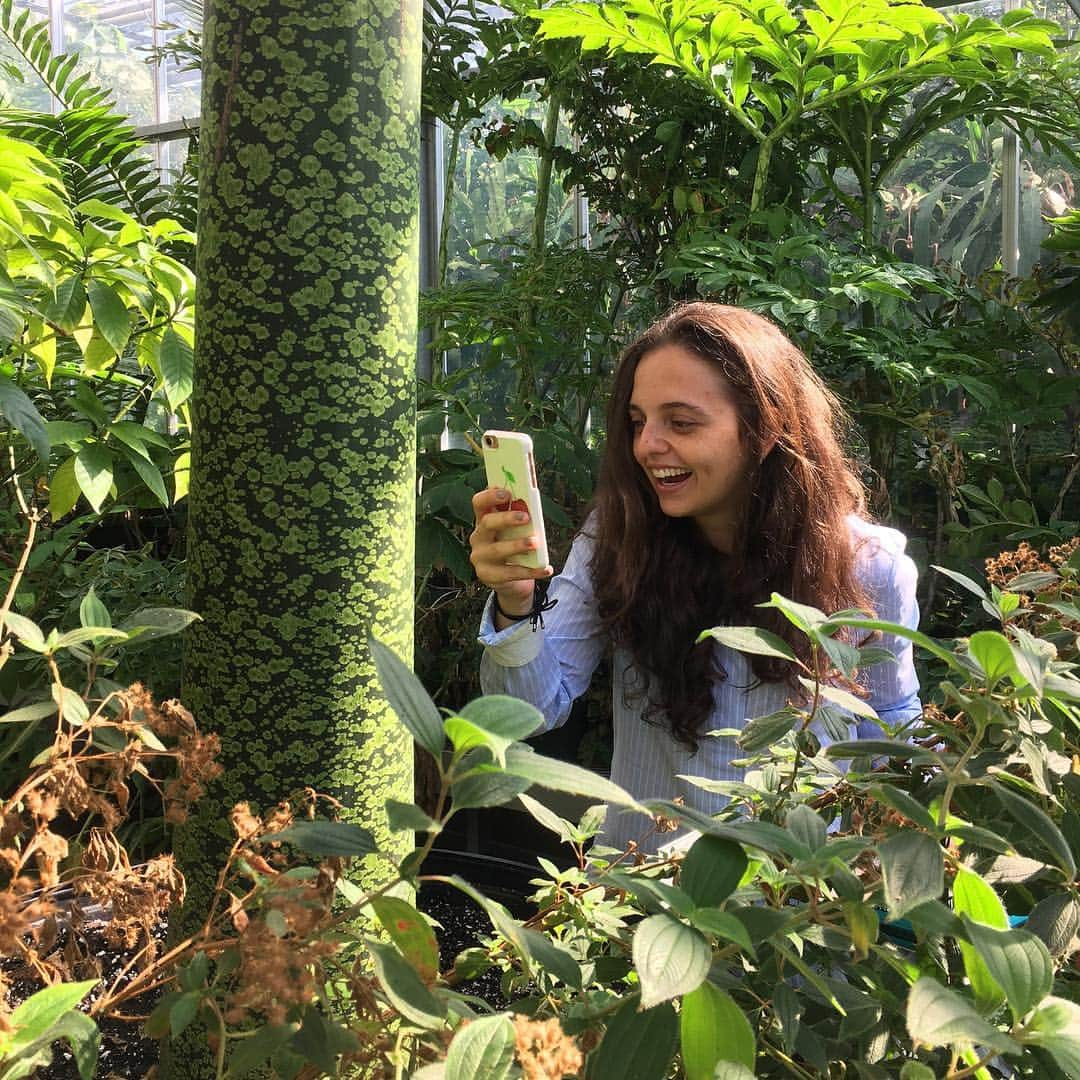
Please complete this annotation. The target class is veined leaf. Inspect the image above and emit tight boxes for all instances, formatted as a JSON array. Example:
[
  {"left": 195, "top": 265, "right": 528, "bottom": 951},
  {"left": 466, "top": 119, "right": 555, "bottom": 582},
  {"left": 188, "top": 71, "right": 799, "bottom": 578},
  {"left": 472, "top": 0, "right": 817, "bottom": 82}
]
[
  {"left": 633, "top": 913, "right": 710, "bottom": 1008},
  {"left": 0, "top": 373, "right": 50, "bottom": 464},
  {"left": 878, "top": 831, "right": 943, "bottom": 919},
  {"left": 681, "top": 982, "right": 755, "bottom": 1079},
  {"left": 73, "top": 443, "right": 113, "bottom": 513}
]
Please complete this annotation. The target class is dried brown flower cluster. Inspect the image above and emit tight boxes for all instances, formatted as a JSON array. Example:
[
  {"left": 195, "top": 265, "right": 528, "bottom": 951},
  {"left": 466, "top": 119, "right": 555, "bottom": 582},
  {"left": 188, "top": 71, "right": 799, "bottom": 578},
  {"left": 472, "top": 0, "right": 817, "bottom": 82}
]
[
  {"left": 1, "top": 681, "right": 216, "bottom": 1030},
  {"left": 1049, "top": 537, "right": 1080, "bottom": 568},
  {"left": 984, "top": 541, "right": 1052, "bottom": 589},
  {"left": 512, "top": 1015, "right": 585, "bottom": 1079}
]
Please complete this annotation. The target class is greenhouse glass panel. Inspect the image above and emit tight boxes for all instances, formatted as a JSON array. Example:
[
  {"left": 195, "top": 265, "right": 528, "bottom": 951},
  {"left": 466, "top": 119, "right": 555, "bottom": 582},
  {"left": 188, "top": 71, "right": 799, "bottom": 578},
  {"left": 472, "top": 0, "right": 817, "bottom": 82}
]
[
  {"left": 160, "top": 0, "right": 200, "bottom": 122},
  {"left": 0, "top": 0, "right": 53, "bottom": 111},
  {"left": 62, "top": 0, "right": 156, "bottom": 125}
]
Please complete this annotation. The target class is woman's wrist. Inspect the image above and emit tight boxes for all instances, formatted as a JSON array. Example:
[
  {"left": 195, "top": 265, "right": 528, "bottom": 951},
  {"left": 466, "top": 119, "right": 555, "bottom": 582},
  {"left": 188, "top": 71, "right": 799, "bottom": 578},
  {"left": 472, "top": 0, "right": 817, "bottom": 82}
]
[{"left": 493, "top": 590, "right": 534, "bottom": 621}]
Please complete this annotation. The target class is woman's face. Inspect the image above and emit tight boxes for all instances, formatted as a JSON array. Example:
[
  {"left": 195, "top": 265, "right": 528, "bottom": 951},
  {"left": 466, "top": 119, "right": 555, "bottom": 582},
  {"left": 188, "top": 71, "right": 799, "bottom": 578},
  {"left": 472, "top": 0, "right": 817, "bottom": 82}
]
[{"left": 629, "top": 343, "right": 755, "bottom": 552}]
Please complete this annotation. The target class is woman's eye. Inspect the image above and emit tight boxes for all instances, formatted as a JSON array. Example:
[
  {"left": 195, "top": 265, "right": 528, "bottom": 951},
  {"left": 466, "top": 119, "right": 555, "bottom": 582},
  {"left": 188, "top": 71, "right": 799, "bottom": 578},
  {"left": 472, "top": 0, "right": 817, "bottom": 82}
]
[
  {"left": 670, "top": 420, "right": 696, "bottom": 432},
  {"left": 629, "top": 418, "right": 644, "bottom": 433}
]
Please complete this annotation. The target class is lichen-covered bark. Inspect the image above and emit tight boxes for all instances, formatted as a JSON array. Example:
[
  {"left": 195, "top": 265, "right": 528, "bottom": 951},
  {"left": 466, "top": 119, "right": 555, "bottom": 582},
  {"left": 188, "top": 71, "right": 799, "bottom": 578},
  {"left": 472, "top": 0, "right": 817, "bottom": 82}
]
[{"left": 177, "top": 0, "right": 421, "bottom": 917}]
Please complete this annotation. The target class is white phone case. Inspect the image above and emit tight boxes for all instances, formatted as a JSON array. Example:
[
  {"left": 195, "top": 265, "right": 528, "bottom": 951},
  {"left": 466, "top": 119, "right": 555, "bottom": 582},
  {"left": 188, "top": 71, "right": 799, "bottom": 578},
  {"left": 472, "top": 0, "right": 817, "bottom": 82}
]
[{"left": 481, "top": 430, "right": 549, "bottom": 569}]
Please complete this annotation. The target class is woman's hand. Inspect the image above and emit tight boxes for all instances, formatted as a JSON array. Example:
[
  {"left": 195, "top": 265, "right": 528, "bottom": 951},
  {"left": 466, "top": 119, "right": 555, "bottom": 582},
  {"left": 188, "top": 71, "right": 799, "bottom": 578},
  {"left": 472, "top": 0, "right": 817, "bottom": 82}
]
[{"left": 470, "top": 487, "right": 553, "bottom": 622}]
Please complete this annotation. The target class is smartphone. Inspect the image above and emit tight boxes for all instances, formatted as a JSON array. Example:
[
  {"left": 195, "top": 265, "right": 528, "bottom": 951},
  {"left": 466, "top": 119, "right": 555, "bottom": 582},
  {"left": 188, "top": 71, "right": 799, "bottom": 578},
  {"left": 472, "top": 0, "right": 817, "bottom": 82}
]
[{"left": 481, "top": 430, "right": 549, "bottom": 570}]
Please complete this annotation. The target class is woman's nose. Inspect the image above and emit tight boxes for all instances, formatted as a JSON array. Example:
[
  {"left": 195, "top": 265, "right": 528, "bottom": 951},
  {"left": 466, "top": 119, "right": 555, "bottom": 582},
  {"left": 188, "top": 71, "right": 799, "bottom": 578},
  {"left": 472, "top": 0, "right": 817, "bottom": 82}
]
[{"left": 637, "top": 421, "right": 667, "bottom": 453}]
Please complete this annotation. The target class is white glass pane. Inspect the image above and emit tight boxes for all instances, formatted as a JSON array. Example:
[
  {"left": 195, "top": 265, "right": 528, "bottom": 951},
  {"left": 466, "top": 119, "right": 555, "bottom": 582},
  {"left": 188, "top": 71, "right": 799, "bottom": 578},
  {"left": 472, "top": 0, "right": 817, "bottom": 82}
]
[
  {"left": 160, "top": 0, "right": 200, "bottom": 121},
  {"left": 0, "top": 0, "right": 55, "bottom": 110},
  {"left": 62, "top": 0, "right": 156, "bottom": 125}
]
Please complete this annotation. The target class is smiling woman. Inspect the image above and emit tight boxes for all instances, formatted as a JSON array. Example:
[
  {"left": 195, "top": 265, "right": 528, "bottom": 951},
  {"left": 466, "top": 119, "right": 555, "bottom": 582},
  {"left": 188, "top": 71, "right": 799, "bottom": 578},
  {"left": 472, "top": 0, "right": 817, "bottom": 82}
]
[{"left": 469, "top": 303, "right": 921, "bottom": 855}]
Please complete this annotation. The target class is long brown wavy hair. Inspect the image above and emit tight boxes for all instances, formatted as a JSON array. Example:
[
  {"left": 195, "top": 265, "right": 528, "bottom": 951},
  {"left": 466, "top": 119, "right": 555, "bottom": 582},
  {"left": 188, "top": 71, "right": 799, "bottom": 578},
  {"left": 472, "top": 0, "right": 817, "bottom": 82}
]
[{"left": 587, "top": 302, "right": 872, "bottom": 750}]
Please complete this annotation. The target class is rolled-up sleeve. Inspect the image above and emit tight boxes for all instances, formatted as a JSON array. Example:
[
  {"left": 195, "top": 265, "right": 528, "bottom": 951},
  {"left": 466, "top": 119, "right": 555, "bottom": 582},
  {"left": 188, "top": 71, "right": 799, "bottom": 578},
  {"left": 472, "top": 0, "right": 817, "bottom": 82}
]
[
  {"left": 478, "top": 533, "right": 607, "bottom": 734},
  {"left": 856, "top": 524, "right": 922, "bottom": 738}
]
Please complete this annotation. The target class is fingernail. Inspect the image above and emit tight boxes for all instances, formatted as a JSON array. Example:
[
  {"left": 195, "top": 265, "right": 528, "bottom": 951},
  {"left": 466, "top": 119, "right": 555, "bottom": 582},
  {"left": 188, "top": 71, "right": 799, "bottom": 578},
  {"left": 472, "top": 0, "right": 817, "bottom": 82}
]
[
  {"left": 495, "top": 488, "right": 509, "bottom": 500},
  {"left": 515, "top": 511, "right": 528, "bottom": 522}
]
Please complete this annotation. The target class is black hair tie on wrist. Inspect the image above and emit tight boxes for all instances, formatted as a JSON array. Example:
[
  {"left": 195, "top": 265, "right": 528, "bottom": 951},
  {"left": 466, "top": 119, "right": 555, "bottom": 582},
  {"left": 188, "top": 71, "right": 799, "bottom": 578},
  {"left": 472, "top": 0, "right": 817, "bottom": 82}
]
[{"left": 494, "top": 578, "right": 558, "bottom": 632}]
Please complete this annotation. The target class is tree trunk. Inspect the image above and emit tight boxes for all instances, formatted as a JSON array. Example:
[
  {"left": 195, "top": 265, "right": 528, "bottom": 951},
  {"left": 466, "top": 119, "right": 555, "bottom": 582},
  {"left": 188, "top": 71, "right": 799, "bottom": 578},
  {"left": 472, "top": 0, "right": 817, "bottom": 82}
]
[{"left": 166, "top": 0, "right": 421, "bottom": 1067}]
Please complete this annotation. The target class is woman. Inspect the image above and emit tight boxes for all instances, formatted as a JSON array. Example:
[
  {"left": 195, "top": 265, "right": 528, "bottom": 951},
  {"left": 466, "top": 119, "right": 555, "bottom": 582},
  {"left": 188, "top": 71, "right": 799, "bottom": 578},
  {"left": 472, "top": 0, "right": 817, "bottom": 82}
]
[{"left": 470, "top": 303, "right": 921, "bottom": 855}]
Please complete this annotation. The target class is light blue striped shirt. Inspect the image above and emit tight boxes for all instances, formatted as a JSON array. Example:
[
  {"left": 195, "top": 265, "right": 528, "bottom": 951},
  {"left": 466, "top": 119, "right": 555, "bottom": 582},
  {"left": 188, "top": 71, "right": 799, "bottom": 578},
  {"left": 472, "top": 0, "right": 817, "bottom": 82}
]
[{"left": 479, "top": 516, "right": 922, "bottom": 855}]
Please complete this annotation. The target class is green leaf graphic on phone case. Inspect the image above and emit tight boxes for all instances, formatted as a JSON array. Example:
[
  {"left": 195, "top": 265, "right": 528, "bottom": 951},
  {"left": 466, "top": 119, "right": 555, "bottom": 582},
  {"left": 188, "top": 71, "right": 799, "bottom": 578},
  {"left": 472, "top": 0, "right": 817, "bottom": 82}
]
[{"left": 501, "top": 465, "right": 516, "bottom": 490}]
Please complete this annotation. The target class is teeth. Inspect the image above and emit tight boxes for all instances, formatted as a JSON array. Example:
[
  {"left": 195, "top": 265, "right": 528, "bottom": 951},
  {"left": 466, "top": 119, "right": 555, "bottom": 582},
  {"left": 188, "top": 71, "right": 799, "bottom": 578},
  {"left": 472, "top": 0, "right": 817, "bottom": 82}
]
[{"left": 651, "top": 467, "right": 690, "bottom": 479}]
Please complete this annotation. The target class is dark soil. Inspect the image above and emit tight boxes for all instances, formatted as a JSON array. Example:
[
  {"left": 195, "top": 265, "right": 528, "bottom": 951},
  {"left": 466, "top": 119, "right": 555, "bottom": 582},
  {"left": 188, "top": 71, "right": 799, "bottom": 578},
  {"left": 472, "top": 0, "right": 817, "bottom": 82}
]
[
  {"left": 1, "top": 918, "right": 165, "bottom": 1079},
  {"left": 4, "top": 852, "right": 538, "bottom": 1076}
]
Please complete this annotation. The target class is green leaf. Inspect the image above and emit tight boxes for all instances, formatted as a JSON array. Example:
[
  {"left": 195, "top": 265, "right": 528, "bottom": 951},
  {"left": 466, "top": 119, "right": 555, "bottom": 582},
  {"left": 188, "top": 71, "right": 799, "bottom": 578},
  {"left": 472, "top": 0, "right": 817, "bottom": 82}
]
[
  {"left": 73, "top": 443, "right": 114, "bottom": 513},
  {"left": 46, "top": 421, "right": 93, "bottom": 447},
  {"left": 52, "top": 683, "right": 90, "bottom": 726},
  {"left": 697, "top": 625, "right": 798, "bottom": 663},
  {"left": 1025, "top": 893, "right": 1080, "bottom": 957},
  {"left": 1024, "top": 996, "right": 1080, "bottom": 1075},
  {"left": 267, "top": 820, "right": 376, "bottom": 857},
  {"left": 367, "top": 939, "right": 447, "bottom": 1029},
  {"left": 444, "top": 694, "right": 542, "bottom": 763},
  {"left": 370, "top": 897, "right": 439, "bottom": 984},
  {"left": 687, "top": 908, "right": 755, "bottom": 956},
  {"left": 118, "top": 443, "right": 170, "bottom": 507},
  {"left": 503, "top": 745, "right": 643, "bottom": 808},
  {"left": 79, "top": 587, "right": 110, "bottom": 630},
  {"left": 818, "top": 616, "right": 965, "bottom": 673},
  {"left": 589, "top": 997, "right": 677, "bottom": 1080},
  {"left": 370, "top": 637, "right": 444, "bottom": 758},
  {"left": 117, "top": 607, "right": 200, "bottom": 641},
  {"left": 878, "top": 832, "right": 944, "bottom": 919},
  {"left": 44, "top": 276, "right": 87, "bottom": 332},
  {"left": 85, "top": 280, "right": 130, "bottom": 355},
  {"left": 953, "top": 865, "right": 1007, "bottom": 1013},
  {"left": 517, "top": 792, "right": 575, "bottom": 842},
  {"left": 633, "top": 913, "right": 711, "bottom": 1008},
  {"left": 737, "top": 707, "right": 800, "bottom": 752},
  {"left": 869, "top": 785, "right": 936, "bottom": 831},
  {"left": 1, "top": 699, "right": 56, "bottom": 724},
  {"left": 967, "top": 630, "right": 1018, "bottom": 687},
  {"left": 2, "top": 611, "right": 46, "bottom": 650},
  {"left": 49, "top": 455, "right": 81, "bottom": 518},
  {"left": 681, "top": 982, "right": 755, "bottom": 1079},
  {"left": 159, "top": 326, "right": 194, "bottom": 409},
  {"left": 826, "top": 739, "right": 936, "bottom": 762},
  {"left": 42, "top": 1009, "right": 99, "bottom": 1080},
  {"left": 519, "top": 927, "right": 582, "bottom": 989},
  {"left": 680, "top": 834, "right": 747, "bottom": 907},
  {"left": 786, "top": 805, "right": 827, "bottom": 853},
  {"left": 0, "top": 373, "right": 50, "bottom": 465},
  {"left": 443, "top": 1015, "right": 516, "bottom": 1080},
  {"left": 798, "top": 676, "right": 878, "bottom": 719},
  {"left": 451, "top": 764, "right": 532, "bottom": 809},
  {"left": 963, "top": 918, "right": 1052, "bottom": 1022},
  {"left": 289, "top": 1005, "right": 357, "bottom": 1073},
  {"left": 906, "top": 978, "right": 1020, "bottom": 1055},
  {"left": 710, "top": 1066, "right": 756, "bottom": 1080},
  {"left": 994, "top": 782, "right": 1076, "bottom": 877},
  {"left": 226, "top": 1023, "right": 298, "bottom": 1078},
  {"left": 168, "top": 991, "right": 200, "bottom": 1038},
  {"left": 385, "top": 799, "right": 437, "bottom": 833},
  {"left": 932, "top": 564, "right": 987, "bottom": 601},
  {"left": 7, "top": 980, "right": 97, "bottom": 1047},
  {"left": 760, "top": 593, "right": 828, "bottom": 632}
]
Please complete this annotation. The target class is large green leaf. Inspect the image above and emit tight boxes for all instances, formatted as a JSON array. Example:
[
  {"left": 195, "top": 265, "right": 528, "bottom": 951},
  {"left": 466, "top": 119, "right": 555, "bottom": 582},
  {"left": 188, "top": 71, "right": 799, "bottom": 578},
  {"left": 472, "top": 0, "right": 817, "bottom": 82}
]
[
  {"left": 680, "top": 834, "right": 747, "bottom": 907},
  {"left": 5, "top": 980, "right": 98, "bottom": 1048},
  {"left": 450, "top": 766, "right": 532, "bottom": 809},
  {"left": 953, "top": 865, "right": 1007, "bottom": 1013},
  {"left": 43, "top": 276, "right": 86, "bottom": 332},
  {"left": 85, "top": 279, "right": 130, "bottom": 354},
  {"left": 588, "top": 997, "right": 677, "bottom": 1080},
  {"left": 118, "top": 607, "right": 200, "bottom": 641},
  {"left": 1025, "top": 893, "right": 1080, "bottom": 957},
  {"left": 267, "top": 820, "right": 377, "bottom": 857},
  {"left": 1024, "top": 996, "right": 1080, "bottom": 1076},
  {"left": 906, "top": 978, "right": 1020, "bottom": 1055},
  {"left": 444, "top": 694, "right": 542, "bottom": 763},
  {"left": 370, "top": 897, "right": 439, "bottom": 985},
  {"left": 443, "top": 1015, "right": 516, "bottom": 1080},
  {"left": 697, "top": 624, "right": 798, "bottom": 663},
  {"left": 503, "top": 745, "right": 642, "bottom": 808},
  {"left": 0, "top": 373, "right": 50, "bottom": 465},
  {"left": 632, "top": 913, "right": 711, "bottom": 1008},
  {"left": 159, "top": 326, "right": 193, "bottom": 409},
  {"left": 73, "top": 443, "right": 113, "bottom": 513},
  {"left": 681, "top": 982, "right": 755, "bottom": 1079},
  {"left": 369, "top": 638, "right": 444, "bottom": 758},
  {"left": 737, "top": 707, "right": 800, "bottom": 752},
  {"left": 994, "top": 782, "right": 1076, "bottom": 877},
  {"left": 367, "top": 940, "right": 446, "bottom": 1030},
  {"left": 49, "top": 454, "right": 81, "bottom": 518},
  {"left": 968, "top": 630, "right": 1019, "bottom": 687},
  {"left": 962, "top": 919, "right": 1053, "bottom": 1023},
  {"left": 878, "top": 832, "right": 944, "bottom": 919}
]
